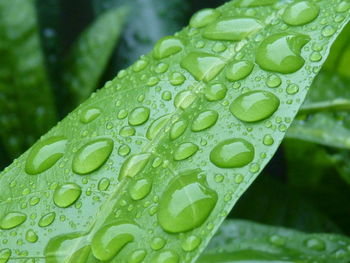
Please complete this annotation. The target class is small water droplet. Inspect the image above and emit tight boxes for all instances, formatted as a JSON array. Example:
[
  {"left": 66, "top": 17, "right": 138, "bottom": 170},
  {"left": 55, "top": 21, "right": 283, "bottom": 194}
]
[
  {"left": 322, "top": 25, "right": 336, "bottom": 37},
  {"left": 120, "top": 126, "right": 136, "bottom": 137},
  {"left": 310, "top": 51, "right": 322, "bottom": 62},
  {"left": 170, "top": 120, "right": 188, "bottom": 140},
  {"left": 170, "top": 72, "right": 186, "bottom": 86},
  {"left": 151, "top": 237, "right": 166, "bottom": 250},
  {"left": 153, "top": 37, "right": 184, "bottom": 59},
  {"left": 80, "top": 108, "right": 101, "bottom": 124},
  {"left": 152, "top": 250, "right": 179, "bottom": 263},
  {"left": 337, "top": 1, "right": 350, "bottom": 12},
  {"left": 132, "top": 59, "right": 148, "bottom": 72},
  {"left": 226, "top": 60, "right": 254, "bottom": 81},
  {"left": 269, "top": 235, "right": 286, "bottom": 246},
  {"left": 286, "top": 84, "right": 299, "bottom": 95},
  {"left": 305, "top": 238, "right": 326, "bottom": 251},
  {"left": 263, "top": 134, "right": 274, "bottom": 146},
  {"left": 158, "top": 170, "right": 217, "bottom": 233},
  {"left": 230, "top": 90, "right": 280, "bottom": 122},
  {"left": 53, "top": 183, "right": 82, "bottom": 208},
  {"left": 38, "top": 212, "right": 56, "bottom": 227},
  {"left": 0, "top": 212, "right": 27, "bottom": 230},
  {"left": 129, "top": 178, "right": 152, "bottom": 201},
  {"left": 192, "top": 110, "right": 218, "bottom": 132},
  {"left": 129, "top": 107, "right": 150, "bottom": 126},
  {"left": 174, "top": 91, "right": 197, "bottom": 109},
  {"left": 190, "top": 9, "right": 220, "bottom": 28},
  {"left": 266, "top": 74, "right": 282, "bottom": 88},
  {"left": 210, "top": 139, "right": 254, "bottom": 168},
  {"left": 119, "top": 153, "right": 151, "bottom": 180},
  {"left": 98, "top": 178, "right": 111, "bottom": 191},
  {"left": 128, "top": 250, "right": 147, "bottom": 263},
  {"left": 25, "top": 229, "right": 38, "bottom": 243},
  {"left": 181, "top": 235, "right": 201, "bottom": 251},
  {"left": 205, "top": 84, "right": 227, "bottom": 101},
  {"left": 155, "top": 62, "right": 169, "bottom": 74},
  {"left": 0, "top": 249, "right": 11, "bottom": 263},
  {"left": 25, "top": 136, "right": 67, "bottom": 175},
  {"left": 147, "top": 115, "right": 170, "bottom": 140},
  {"left": 282, "top": 1, "right": 320, "bottom": 26},
  {"left": 162, "top": 91, "right": 172, "bottom": 101},
  {"left": 72, "top": 138, "right": 114, "bottom": 175},
  {"left": 174, "top": 142, "right": 199, "bottom": 161}
]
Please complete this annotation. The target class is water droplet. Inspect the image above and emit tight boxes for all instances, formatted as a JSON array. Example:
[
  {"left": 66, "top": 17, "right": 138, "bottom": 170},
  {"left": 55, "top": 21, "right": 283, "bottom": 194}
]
[
  {"left": 25, "top": 136, "right": 67, "bottom": 175},
  {"left": 266, "top": 74, "right": 282, "bottom": 88},
  {"left": 269, "top": 235, "right": 286, "bottom": 246},
  {"left": 128, "top": 250, "right": 147, "bottom": 263},
  {"left": 53, "top": 183, "right": 82, "bottom": 208},
  {"left": 305, "top": 238, "right": 326, "bottom": 251},
  {"left": 152, "top": 250, "right": 179, "bottom": 263},
  {"left": 210, "top": 139, "right": 254, "bottom": 168},
  {"left": 190, "top": 9, "right": 220, "bottom": 28},
  {"left": 151, "top": 237, "right": 166, "bottom": 250},
  {"left": 158, "top": 170, "right": 217, "bottom": 233},
  {"left": 203, "top": 17, "right": 263, "bottom": 41},
  {"left": 180, "top": 52, "right": 225, "bottom": 82},
  {"left": 310, "top": 51, "right": 322, "bottom": 62},
  {"left": 119, "top": 153, "right": 151, "bottom": 180},
  {"left": 337, "top": 1, "right": 350, "bottom": 12},
  {"left": 25, "top": 229, "right": 38, "bottom": 243},
  {"left": 118, "top": 144, "right": 131, "bottom": 156},
  {"left": 263, "top": 134, "right": 274, "bottom": 146},
  {"left": 181, "top": 235, "right": 201, "bottom": 251},
  {"left": 155, "top": 62, "right": 169, "bottom": 74},
  {"left": 204, "top": 84, "right": 227, "bottom": 101},
  {"left": 91, "top": 222, "right": 139, "bottom": 261},
  {"left": 80, "top": 108, "right": 101, "bottom": 124},
  {"left": 286, "top": 84, "right": 299, "bottom": 95},
  {"left": 162, "top": 91, "right": 172, "bottom": 101},
  {"left": 174, "top": 142, "right": 199, "bottom": 161},
  {"left": 226, "top": 60, "right": 254, "bottom": 81},
  {"left": 72, "top": 138, "right": 114, "bottom": 175},
  {"left": 0, "top": 249, "right": 11, "bottom": 263},
  {"left": 147, "top": 77, "right": 160, "bottom": 87},
  {"left": 129, "top": 107, "right": 150, "bottom": 126},
  {"left": 132, "top": 59, "right": 148, "bottom": 72},
  {"left": 0, "top": 212, "right": 27, "bottom": 230},
  {"left": 170, "top": 120, "right": 188, "bottom": 140},
  {"left": 230, "top": 90, "right": 280, "bottom": 122},
  {"left": 147, "top": 115, "right": 170, "bottom": 140},
  {"left": 29, "top": 196, "right": 40, "bottom": 206},
  {"left": 120, "top": 126, "right": 136, "bottom": 137},
  {"left": 174, "top": 91, "right": 197, "bottom": 109},
  {"left": 256, "top": 33, "right": 310, "bottom": 73},
  {"left": 153, "top": 37, "right": 184, "bottom": 59},
  {"left": 282, "top": 1, "right": 320, "bottom": 26},
  {"left": 98, "top": 178, "right": 110, "bottom": 191},
  {"left": 170, "top": 72, "right": 186, "bottom": 86},
  {"left": 192, "top": 110, "right": 218, "bottom": 132},
  {"left": 322, "top": 25, "right": 336, "bottom": 37},
  {"left": 236, "top": 0, "right": 276, "bottom": 7},
  {"left": 129, "top": 178, "right": 152, "bottom": 200},
  {"left": 39, "top": 212, "right": 56, "bottom": 227}
]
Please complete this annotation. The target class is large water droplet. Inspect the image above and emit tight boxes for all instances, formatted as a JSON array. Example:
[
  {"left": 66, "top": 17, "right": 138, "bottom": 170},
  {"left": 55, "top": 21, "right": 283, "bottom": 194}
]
[
  {"left": 129, "top": 178, "right": 152, "bottom": 201},
  {"left": 158, "top": 170, "right": 217, "bottom": 233},
  {"left": 119, "top": 153, "right": 151, "bottom": 180},
  {"left": 25, "top": 136, "right": 67, "bottom": 175},
  {"left": 0, "top": 212, "right": 27, "bottom": 230},
  {"left": 181, "top": 52, "right": 225, "bottom": 82},
  {"left": 192, "top": 110, "right": 218, "bottom": 132},
  {"left": 203, "top": 17, "right": 263, "bottom": 41},
  {"left": 174, "top": 143, "right": 199, "bottom": 161},
  {"left": 190, "top": 9, "right": 220, "bottom": 28},
  {"left": 146, "top": 115, "right": 170, "bottom": 140},
  {"left": 210, "top": 139, "right": 254, "bottom": 168},
  {"left": 0, "top": 249, "right": 11, "bottom": 263},
  {"left": 226, "top": 60, "right": 254, "bottom": 81},
  {"left": 153, "top": 37, "right": 184, "bottom": 59},
  {"left": 80, "top": 108, "right": 101, "bottom": 124},
  {"left": 236, "top": 0, "right": 276, "bottom": 7},
  {"left": 91, "top": 222, "right": 139, "bottom": 261},
  {"left": 53, "top": 183, "right": 82, "bottom": 208},
  {"left": 282, "top": 1, "right": 320, "bottom": 26},
  {"left": 45, "top": 233, "right": 90, "bottom": 263},
  {"left": 256, "top": 33, "right": 310, "bottom": 73},
  {"left": 128, "top": 107, "right": 150, "bottom": 126},
  {"left": 170, "top": 120, "right": 188, "bottom": 140},
  {"left": 230, "top": 90, "right": 280, "bottom": 122},
  {"left": 39, "top": 212, "right": 56, "bottom": 227},
  {"left": 152, "top": 250, "right": 179, "bottom": 263},
  {"left": 204, "top": 83, "right": 227, "bottom": 101},
  {"left": 72, "top": 138, "right": 114, "bottom": 175}
]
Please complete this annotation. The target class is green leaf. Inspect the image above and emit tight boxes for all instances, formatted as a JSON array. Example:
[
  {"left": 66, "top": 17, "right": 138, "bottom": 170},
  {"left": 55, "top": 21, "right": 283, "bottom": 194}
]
[
  {"left": 62, "top": 7, "right": 127, "bottom": 110},
  {"left": 0, "top": 0, "right": 349, "bottom": 262},
  {"left": 0, "top": 0, "right": 57, "bottom": 158},
  {"left": 198, "top": 220, "right": 350, "bottom": 263}
]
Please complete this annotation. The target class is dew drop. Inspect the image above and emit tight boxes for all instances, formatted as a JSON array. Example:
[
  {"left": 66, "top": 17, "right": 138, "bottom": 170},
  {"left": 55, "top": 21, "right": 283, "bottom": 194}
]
[
  {"left": 91, "top": 222, "right": 139, "bottom": 261},
  {"left": 98, "top": 178, "right": 110, "bottom": 191},
  {"left": 286, "top": 84, "right": 299, "bottom": 95},
  {"left": 180, "top": 52, "right": 225, "bottom": 82},
  {"left": 129, "top": 178, "right": 152, "bottom": 201},
  {"left": 322, "top": 25, "right": 336, "bottom": 37},
  {"left": 0, "top": 212, "right": 27, "bottom": 230},
  {"left": 53, "top": 183, "right": 82, "bottom": 208},
  {"left": 146, "top": 115, "right": 171, "bottom": 140},
  {"left": 151, "top": 237, "right": 166, "bottom": 250},
  {"left": 119, "top": 153, "right": 151, "bottom": 180},
  {"left": 72, "top": 138, "right": 114, "bottom": 175},
  {"left": 266, "top": 74, "right": 282, "bottom": 88},
  {"left": 282, "top": 1, "right": 320, "bottom": 26},
  {"left": 174, "top": 142, "right": 199, "bottom": 161},
  {"left": 155, "top": 62, "right": 169, "bottom": 74},
  {"left": 38, "top": 212, "right": 56, "bottom": 227},
  {"left": 170, "top": 120, "right": 188, "bottom": 140},
  {"left": 158, "top": 170, "right": 217, "bottom": 233},
  {"left": 226, "top": 60, "right": 254, "bottom": 81},
  {"left": 120, "top": 126, "right": 136, "bottom": 137},
  {"left": 192, "top": 110, "right": 218, "bottom": 132},
  {"left": 190, "top": 9, "right": 220, "bottom": 28},
  {"left": 174, "top": 91, "right": 197, "bottom": 109},
  {"left": 204, "top": 84, "right": 227, "bottom": 101},
  {"left": 153, "top": 36, "right": 184, "bottom": 59},
  {"left": 129, "top": 107, "right": 150, "bottom": 126},
  {"left": 256, "top": 33, "right": 310, "bottom": 73},
  {"left": 0, "top": 249, "right": 11, "bottom": 263},
  {"left": 152, "top": 250, "right": 179, "bottom": 263},
  {"left": 236, "top": 0, "right": 276, "bottom": 7},
  {"left": 170, "top": 72, "right": 186, "bottom": 86},
  {"left": 337, "top": 1, "right": 350, "bottom": 12},
  {"left": 162, "top": 91, "right": 172, "bottom": 101},
  {"left": 132, "top": 59, "right": 148, "bottom": 72},
  {"left": 203, "top": 17, "right": 263, "bottom": 41},
  {"left": 25, "top": 136, "right": 67, "bottom": 175},
  {"left": 263, "top": 134, "right": 274, "bottom": 146},
  {"left": 305, "top": 238, "right": 326, "bottom": 251},
  {"left": 128, "top": 249, "right": 147, "bottom": 263},
  {"left": 80, "top": 108, "right": 101, "bottom": 124},
  {"left": 230, "top": 90, "right": 280, "bottom": 122},
  {"left": 181, "top": 235, "right": 201, "bottom": 251},
  {"left": 310, "top": 51, "right": 322, "bottom": 62},
  {"left": 210, "top": 138, "right": 254, "bottom": 168},
  {"left": 25, "top": 229, "right": 38, "bottom": 243}
]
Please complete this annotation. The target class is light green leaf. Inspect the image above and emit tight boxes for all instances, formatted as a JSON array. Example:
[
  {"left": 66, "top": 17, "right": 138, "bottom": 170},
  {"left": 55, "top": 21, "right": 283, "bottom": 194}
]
[
  {"left": 0, "top": 0, "right": 57, "bottom": 158},
  {"left": 62, "top": 7, "right": 128, "bottom": 110},
  {"left": 0, "top": 0, "right": 349, "bottom": 262},
  {"left": 198, "top": 220, "right": 350, "bottom": 263}
]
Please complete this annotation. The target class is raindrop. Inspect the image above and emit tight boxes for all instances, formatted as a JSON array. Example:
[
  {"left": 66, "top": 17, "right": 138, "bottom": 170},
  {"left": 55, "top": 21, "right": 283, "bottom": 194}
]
[
  {"left": 53, "top": 183, "right": 82, "bottom": 208},
  {"left": 181, "top": 235, "right": 202, "bottom": 251},
  {"left": 226, "top": 60, "right": 254, "bottom": 81},
  {"left": 153, "top": 37, "right": 184, "bottom": 59},
  {"left": 0, "top": 212, "right": 27, "bottom": 230},
  {"left": 129, "top": 107, "right": 150, "bottom": 126},
  {"left": 170, "top": 120, "right": 188, "bottom": 140},
  {"left": 129, "top": 178, "right": 152, "bottom": 201},
  {"left": 174, "top": 142, "right": 199, "bottom": 161},
  {"left": 38, "top": 212, "right": 56, "bottom": 227},
  {"left": 190, "top": 9, "right": 220, "bottom": 28},
  {"left": 204, "top": 84, "right": 227, "bottom": 101},
  {"left": 80, "top": 108, "right": 101, "bottom": 124},
  {"left": 191, "top": 110, "right": 218, "bottom": 132},
  {"left": 146, "top": 115, "right": 171, "bottom": 140},
  {"left": 119, "top": 153, "right": 151, "bottom": 180},
  {"left": 282, "top": 1, "right": 320, "bottom": 26}
]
